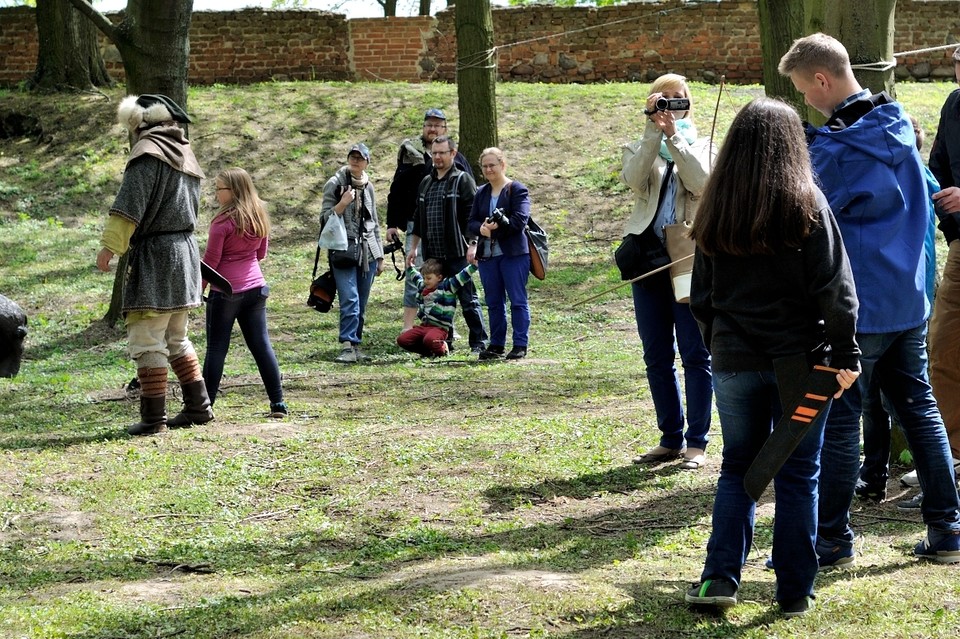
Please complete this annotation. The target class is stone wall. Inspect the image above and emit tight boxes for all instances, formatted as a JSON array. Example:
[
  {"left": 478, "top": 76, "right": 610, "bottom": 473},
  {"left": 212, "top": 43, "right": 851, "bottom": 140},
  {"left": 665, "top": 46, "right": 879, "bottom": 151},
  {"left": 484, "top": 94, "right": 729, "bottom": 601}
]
[{"left": 0, "top": 1, "right": 957, "bottom": 87}]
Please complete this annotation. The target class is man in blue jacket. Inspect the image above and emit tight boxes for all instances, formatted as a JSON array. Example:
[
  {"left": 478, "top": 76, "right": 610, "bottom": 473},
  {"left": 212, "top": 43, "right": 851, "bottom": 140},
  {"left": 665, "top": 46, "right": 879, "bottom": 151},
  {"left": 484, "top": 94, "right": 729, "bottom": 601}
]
[{"left": 779, "top": 33, "right": 960, "bottom": 565}]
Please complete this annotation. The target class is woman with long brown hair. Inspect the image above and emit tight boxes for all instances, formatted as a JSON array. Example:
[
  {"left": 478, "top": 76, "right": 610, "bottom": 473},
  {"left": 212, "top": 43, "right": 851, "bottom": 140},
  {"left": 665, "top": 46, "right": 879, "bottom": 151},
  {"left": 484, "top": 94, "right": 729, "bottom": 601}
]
[{"left": 685, "top": 97, "right": 860, "bottom": 617}]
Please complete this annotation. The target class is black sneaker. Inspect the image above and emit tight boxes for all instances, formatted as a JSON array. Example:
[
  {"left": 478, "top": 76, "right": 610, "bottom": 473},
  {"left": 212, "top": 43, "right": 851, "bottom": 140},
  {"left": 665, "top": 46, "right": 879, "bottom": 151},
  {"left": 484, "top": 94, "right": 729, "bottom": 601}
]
[
  {"left": 780, "top": 595, "right": 815, "bottom": 618},
  {"left": 898, "top": 492, "right": 923, "bottom": 510},
  {"left": 478, "top": 345, "right": 504, "bottom": 360},
  {"left": 269, "top": 402, "right": 288, "bottom": 418},
  {"left": 685, "top": 578, "right": 737, "bottom": 608},
  {"left": 854, "top": 478, "right": 886, "bottom": 502},
  {"left": 505, "top": 346, "right": 527, "bottom": 360}
]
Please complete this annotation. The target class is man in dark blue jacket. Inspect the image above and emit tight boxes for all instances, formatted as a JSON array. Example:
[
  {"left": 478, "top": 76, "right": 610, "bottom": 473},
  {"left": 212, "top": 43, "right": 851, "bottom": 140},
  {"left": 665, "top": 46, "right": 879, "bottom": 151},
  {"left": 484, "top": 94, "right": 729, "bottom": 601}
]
[{"left": 779, "top": 33, "right": 960, "bottom": 566}]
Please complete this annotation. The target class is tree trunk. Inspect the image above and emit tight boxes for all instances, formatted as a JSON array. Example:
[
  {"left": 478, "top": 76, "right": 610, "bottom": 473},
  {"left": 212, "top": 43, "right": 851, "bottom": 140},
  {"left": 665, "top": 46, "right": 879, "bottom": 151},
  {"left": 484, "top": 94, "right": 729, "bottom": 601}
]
[
  {"left": 455, "top": 0, "right": 497, "bottom": 178},
  {"left": 67, "top": 0, "right": 195, "bottom": 324},
  {"left": 30, "top": 0, "right": 111, "bottom": 90},
  {"left": 757, "top": 0, "right": 804, "bottom": 107},
  {"left": 419, "top": 0, "right": 431, "bottom": 16},
  {"left": 824, "top": 0, "right": 898, "bottom": 98},
  {"left": 377, "top": 0, "right": 398, "bottom": 17}
]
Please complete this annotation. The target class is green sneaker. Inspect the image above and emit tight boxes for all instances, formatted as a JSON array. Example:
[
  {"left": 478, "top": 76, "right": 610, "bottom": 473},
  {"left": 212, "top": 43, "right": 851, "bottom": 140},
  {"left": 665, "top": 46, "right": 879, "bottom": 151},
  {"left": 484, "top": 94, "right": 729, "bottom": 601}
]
[{"left": 685, "top": 578, "right": 737, "bottom": 608}]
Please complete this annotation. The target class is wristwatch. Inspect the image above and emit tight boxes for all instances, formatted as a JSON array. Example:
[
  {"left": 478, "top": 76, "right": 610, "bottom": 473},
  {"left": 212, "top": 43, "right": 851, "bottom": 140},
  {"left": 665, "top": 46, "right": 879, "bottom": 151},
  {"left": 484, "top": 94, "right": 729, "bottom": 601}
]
[{"left": 468, "top": 239, "right": 478, "bottom": 247}]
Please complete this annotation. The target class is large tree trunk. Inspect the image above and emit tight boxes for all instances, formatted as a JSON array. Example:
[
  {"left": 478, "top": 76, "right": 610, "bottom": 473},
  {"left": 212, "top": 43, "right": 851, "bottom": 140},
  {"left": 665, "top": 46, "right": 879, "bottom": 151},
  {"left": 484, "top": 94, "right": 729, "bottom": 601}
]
[
  {"left": 759, "top": 0, "right": 897, "bottom": 123},
  {"left": 377, "top": 0, "right": 398, "bottom": 17},
  {"left": 824, "top": 0, "right": 898, "bottom": 98},
  {"left": 455, "top": 0, "right": 497, "bottom": 178},
  {"left": 419, "top": 0, "right": 431, "bottom": 16},
  {"left": 30, "top": 0, "right": 111, "bottom": 90},
  {"left": 67, "top": 0, "right": 195, "bottom": 325}
]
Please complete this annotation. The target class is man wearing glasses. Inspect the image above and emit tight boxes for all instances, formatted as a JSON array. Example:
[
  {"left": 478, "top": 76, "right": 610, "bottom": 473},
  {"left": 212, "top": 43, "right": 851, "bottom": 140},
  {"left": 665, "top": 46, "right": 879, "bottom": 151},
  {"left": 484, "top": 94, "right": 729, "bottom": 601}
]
[
  {"left": 407, "top": 135, "right": 488, "bottom": 353},
  {"left": 386, "top": 109, "right": 474, "bottom": 333}
]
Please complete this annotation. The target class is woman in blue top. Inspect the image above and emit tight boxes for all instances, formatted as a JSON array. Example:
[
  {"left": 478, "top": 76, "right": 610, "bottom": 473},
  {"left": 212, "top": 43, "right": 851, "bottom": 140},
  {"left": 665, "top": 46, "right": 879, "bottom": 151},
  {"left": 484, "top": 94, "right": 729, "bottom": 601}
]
[{"left": 467, "top": 147, "right": 531, "bottom": 360}]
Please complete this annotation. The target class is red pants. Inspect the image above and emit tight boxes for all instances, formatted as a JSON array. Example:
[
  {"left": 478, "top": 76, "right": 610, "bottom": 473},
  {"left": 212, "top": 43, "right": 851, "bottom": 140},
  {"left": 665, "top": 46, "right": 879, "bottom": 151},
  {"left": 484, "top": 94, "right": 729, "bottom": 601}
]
[{"left": 397, "top": 324, "right": 449, "bottom": 357}]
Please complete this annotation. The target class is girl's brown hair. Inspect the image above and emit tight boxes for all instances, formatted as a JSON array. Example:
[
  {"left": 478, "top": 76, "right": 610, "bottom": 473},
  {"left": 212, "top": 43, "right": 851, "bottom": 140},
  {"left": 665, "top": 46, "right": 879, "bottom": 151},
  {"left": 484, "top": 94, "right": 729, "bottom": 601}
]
[
  {"left": 689, "top": 97, "right": 820, "bottom": 256},
  {"left": 215, "top": 168, "right": 270, "bottom": 238}
]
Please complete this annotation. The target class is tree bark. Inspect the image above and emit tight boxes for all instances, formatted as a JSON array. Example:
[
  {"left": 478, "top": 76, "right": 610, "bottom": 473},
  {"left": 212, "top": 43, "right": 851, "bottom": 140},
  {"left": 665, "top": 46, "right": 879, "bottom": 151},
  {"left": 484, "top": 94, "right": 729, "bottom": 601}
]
[
  {"left": 824, "top": 0, "right": 898, "bottom": 98},
  {"left": 419, "top": 0, "right": 431, "bottom": 16},
  {"left": 67, "top": 0, "right": 196, "bottom": 324},
  {"left": 376, "top": 0, "right": 398, "bottom": 17},
  {"left": 455, "top": 0, "right": 497, "bottom": 178},
  {"left": 30, "top": 0, "right": 111, "bottom": 90}
]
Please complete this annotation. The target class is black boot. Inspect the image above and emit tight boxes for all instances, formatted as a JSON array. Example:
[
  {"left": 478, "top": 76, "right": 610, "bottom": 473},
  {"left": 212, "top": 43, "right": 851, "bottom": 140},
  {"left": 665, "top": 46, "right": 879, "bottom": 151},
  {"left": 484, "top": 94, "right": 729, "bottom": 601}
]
[
  {"left": 167, "top": 380, "right": 214, "bottom": 428},
  {"left": 128, "top": 366, "right": 167, "bottom": 435}
]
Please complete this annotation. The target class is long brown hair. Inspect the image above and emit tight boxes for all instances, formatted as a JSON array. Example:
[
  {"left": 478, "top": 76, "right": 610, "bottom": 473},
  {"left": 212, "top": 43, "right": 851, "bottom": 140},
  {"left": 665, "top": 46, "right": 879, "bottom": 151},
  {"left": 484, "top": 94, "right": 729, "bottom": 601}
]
[
  {"left": 214, "top": 167, "right": 270, "bottom": 238},
  {"left": 689, "top": 97, "right": 819, "bottom": 256}
]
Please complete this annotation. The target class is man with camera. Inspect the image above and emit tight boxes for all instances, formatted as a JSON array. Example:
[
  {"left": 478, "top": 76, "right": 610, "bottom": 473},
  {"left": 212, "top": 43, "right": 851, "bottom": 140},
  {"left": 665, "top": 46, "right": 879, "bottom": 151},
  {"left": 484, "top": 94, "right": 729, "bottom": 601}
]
[
  {"left": 386, "top": 108, "right": 474, "bottom": 332},
  {"left": 407, "top": 135, "right": 488, "bottom": 353}
]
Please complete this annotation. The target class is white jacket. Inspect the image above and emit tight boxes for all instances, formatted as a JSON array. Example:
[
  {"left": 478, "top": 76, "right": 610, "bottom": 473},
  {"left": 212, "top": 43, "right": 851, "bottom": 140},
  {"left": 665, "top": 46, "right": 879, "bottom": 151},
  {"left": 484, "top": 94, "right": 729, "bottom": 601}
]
[{"left": 620, "top": 119, "right": 713, "bottom": 235}]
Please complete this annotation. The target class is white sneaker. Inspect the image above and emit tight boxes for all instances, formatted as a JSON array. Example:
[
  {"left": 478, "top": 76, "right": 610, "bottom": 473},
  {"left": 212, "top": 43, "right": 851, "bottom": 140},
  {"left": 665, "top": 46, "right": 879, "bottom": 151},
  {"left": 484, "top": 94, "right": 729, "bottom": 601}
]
[{"left": 901, "top": 457, "right": 960, "bottom": 488}]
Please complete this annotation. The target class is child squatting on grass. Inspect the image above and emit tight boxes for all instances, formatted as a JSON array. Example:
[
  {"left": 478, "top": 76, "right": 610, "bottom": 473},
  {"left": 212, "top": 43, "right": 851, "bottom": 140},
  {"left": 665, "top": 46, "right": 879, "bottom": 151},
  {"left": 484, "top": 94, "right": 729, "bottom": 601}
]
[{"left": 396, "top": 258, "right": 479, "bottom": 357}]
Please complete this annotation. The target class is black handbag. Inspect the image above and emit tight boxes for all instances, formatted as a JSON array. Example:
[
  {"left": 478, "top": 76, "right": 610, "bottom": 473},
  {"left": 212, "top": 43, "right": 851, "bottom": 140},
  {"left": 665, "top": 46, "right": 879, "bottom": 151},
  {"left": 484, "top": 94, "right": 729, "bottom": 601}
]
[
  {"left": 614, "top": 226, "right": 670, "bottom": 281},
  {"left": 307, "top": 270, "right": 336, "bottom": 312},
  {"left": 329, "top": 238, "right": 361, "bottom": 269},
  {"left": 307, "top": 226, "right": 337, "bottom": 313}
]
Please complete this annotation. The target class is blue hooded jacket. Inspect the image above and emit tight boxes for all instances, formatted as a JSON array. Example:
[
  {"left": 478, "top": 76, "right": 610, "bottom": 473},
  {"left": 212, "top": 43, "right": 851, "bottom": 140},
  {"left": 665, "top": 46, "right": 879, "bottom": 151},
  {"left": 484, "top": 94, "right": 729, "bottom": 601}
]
[{"left": 806, "top": 95, "right": 929, "bottom": 334}]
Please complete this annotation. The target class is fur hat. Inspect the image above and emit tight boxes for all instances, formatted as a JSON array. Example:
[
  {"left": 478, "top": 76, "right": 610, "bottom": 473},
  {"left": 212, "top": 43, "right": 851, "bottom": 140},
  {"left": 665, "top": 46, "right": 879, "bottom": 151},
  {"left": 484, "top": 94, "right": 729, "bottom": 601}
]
[{"left": 117, "top": 94, "right": 191, "bottom": 133}]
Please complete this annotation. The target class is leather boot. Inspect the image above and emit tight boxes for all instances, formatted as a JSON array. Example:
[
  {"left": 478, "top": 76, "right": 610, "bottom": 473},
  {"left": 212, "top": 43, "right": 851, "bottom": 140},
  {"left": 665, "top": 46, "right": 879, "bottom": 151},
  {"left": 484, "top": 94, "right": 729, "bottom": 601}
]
[
  {"left": 167, "top": 379, "right": 214, "bottom": 428},
  {"left": 128, "top": 367, "right": 167, "bottom": 435}
]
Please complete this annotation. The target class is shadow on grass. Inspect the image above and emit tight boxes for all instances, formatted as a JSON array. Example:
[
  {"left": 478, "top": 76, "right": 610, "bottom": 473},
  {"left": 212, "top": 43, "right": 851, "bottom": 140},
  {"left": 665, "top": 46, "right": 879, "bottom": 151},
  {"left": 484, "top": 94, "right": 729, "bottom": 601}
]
[{"left": 482, "top": 462, "right": 688, "bottom": 513}]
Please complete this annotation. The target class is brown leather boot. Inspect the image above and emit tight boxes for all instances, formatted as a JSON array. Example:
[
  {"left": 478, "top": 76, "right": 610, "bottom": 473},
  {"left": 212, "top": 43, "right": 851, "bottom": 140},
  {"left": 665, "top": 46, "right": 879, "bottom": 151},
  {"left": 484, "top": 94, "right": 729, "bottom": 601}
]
[
  {"left": 167, "top": 353, "right": 215, "bottom": 428},
  {"left": 128, "top": 367, "right": 167, "bottom": 435}
]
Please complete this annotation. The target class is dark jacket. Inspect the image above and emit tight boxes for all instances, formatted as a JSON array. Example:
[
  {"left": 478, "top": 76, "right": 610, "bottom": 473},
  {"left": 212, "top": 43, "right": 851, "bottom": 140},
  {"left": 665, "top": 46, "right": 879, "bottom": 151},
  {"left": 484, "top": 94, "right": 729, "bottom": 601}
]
[
  {"left": 689, "top": 191, "right": 860, "bottom": 373},
  {"left": 386, "top": 137, "right": 473, "bottom": 230},
  {"left": 467, "top": 180, "right": 531, "bottom": 258},
  {"left": 412, "top": 165, "right": 477, "bottom": 259},
  {"left": 930, "top": 88, "right": 960, "bottom": 243}
]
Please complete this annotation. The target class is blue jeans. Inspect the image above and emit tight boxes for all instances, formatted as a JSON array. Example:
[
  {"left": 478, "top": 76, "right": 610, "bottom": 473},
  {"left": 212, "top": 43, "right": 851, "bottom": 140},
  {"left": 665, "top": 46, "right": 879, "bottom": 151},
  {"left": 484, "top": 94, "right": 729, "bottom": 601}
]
[
  {"left": 441, "top": 256, "right": 488, "bottom": 349},
  {"left": 332, "top": 260, "right": 378, "bottom": 345},
  {"left": 478, "top": 253, "right": 531, "bottom": 348},
  {"left": 702, "top": 369, "right": 826, "bottom": 602},
  {"left": 819, "top": 323, "right": 960, "bottom": 545},
  {"left": 203, "top": 286, "right": 283, "bottom": 406},
  {"left": 632, "top": 274, "right": 712, "bottom": 451}
]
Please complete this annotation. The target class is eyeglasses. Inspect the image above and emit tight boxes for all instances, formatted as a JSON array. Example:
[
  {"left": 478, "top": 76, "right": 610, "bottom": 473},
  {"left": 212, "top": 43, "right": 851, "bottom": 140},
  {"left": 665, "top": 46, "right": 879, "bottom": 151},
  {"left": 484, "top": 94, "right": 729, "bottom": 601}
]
[
  {"left": 481, "top": 163, "right": 501, "bottom": 170},
  {"left": 424, "top": 122, "right": 447, "bottom": 129},
  {"left": 348, "top": 154, "right": 366, "bottom": 161}
]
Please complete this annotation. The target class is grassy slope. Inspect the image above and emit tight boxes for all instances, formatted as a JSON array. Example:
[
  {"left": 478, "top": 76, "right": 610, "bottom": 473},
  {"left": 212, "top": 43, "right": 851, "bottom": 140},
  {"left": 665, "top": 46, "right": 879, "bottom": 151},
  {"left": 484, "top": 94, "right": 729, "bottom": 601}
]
[{"left": 0, "top": 81, "right": 958, "bottom": 638}]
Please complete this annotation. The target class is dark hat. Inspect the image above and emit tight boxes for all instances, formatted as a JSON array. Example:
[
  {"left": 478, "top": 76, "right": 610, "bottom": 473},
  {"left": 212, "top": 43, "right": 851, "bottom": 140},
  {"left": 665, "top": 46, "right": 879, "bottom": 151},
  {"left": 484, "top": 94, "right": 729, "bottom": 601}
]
[
  {"left": 424, "top": 108, "right": 447, "bottom": 121},
  {"left": 348, "top": 143, "right": 371, "bottom": 161},
  {"left": 136, "top": 94, "right": 192, "bottom": 124}
]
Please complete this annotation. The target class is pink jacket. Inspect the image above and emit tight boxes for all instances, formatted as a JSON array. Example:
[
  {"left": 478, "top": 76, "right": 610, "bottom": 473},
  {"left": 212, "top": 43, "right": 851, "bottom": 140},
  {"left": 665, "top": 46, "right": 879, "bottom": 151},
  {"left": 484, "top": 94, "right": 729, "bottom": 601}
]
[{"left": 202, "top": 212, "right": 268, "bottom": 294}]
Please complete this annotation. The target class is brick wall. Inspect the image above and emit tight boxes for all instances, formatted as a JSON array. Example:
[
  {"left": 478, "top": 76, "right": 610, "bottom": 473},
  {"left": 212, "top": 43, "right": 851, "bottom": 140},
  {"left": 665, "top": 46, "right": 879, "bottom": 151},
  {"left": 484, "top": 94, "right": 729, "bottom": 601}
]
[{"left": 1, "top": 1, "right": 958, "bottom": 87}]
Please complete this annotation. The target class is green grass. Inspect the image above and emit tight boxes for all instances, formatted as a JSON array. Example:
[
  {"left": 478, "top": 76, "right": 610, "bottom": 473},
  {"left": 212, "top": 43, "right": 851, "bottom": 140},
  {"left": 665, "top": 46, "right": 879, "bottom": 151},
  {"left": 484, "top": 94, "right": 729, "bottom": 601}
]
[{"left": 1, "top": 80, "right": 959, "bottom": 638}]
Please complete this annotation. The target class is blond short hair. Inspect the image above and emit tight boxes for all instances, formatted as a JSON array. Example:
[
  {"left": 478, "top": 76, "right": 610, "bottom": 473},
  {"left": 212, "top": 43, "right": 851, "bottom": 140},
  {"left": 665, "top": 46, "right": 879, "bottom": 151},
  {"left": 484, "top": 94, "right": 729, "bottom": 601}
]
[{"left": 778, "top": 33, "right": 850, "bottom": 78}]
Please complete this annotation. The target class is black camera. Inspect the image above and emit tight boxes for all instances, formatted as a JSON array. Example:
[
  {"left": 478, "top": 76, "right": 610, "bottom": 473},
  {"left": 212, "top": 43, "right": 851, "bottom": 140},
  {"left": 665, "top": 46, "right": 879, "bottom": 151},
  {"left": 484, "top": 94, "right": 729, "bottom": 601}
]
[
  {"left": 654, "top": 97, "right": 690, "bottom": 111},
  {"left": 487, "top": 208, "right": 509, "bottom": 227},
  {"left": 383, "top": 238, "right": 403, "bottom": 254}
]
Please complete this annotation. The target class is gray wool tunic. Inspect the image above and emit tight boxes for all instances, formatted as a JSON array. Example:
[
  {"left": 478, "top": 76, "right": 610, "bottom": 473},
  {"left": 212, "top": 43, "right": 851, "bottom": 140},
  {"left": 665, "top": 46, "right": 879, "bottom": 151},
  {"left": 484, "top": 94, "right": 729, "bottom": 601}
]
[{"left": 109, "top": 154, "right": 203, "bottom": 314}]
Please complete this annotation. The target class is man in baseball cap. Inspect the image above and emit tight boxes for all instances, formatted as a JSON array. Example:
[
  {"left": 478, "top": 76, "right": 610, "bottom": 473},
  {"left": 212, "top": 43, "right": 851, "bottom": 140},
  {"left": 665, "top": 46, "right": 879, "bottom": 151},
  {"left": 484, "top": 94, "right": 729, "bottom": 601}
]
[{"left": 386, "top": 109, "right": 474, "bottom": 333}]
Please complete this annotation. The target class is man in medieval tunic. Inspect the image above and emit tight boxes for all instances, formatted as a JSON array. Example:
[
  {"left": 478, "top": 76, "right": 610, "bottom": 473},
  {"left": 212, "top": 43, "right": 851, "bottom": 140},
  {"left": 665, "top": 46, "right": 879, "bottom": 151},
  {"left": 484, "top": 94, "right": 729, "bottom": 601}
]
[{"left": 96, "top": 94, "right": 214, "bottom": 435}]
